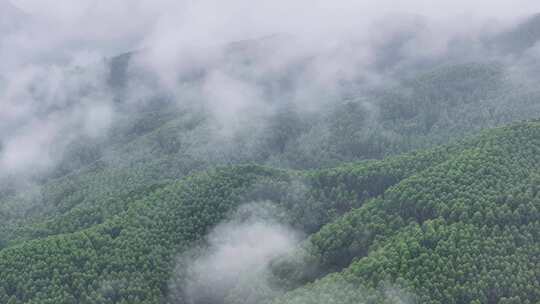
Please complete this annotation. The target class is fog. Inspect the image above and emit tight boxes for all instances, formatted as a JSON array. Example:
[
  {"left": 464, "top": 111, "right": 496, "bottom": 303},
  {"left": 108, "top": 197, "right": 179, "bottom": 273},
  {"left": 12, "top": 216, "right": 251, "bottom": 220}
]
[
  {"left": 0, "top": 0, "right": 540, "bottom": 180},
  {"left": 3, "top": 1, "right": 540, "bottom": 303},
  {"left": 2, "top": 0, "right": 540, "bottom": 184},
  {"left": 170, "top": 202, "right": 302, "bottom": 304}
]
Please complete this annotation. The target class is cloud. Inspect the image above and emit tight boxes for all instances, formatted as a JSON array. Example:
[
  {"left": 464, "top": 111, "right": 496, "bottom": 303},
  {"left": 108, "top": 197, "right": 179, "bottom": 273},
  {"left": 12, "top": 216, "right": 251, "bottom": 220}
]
[
  {"left": 2, "top": 0, "right": 540, "bottom": 182},
  {"left": 127, "top": 0, "right": 540, "bottom": 140},
  {"left": 2, "top": 1, "right": 540, "bottom": 301},
  {"left": 0, "top": 57, "right": 113, "bottom": 177},
  {"left": 170, "top": 202, "right": 302, "bottom": 304}
]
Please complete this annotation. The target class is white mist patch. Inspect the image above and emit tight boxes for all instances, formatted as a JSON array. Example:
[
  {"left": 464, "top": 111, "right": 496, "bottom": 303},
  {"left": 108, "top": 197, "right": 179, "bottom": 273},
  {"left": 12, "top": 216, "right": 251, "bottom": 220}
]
[
  {"left": 0, "top": 61, "right": 114, "bottom": 177},
  {"left": 2, "top": 0, "right": 540, "bottom": 184},
  {"left": 202, "top": 70, "right": 265, "bottom": 138},
  {"left": 195, "top": 222, "right": 295, "bottom": 275},
  {"left": 175, "top": 203, "right": 302, "bottom": 304}
]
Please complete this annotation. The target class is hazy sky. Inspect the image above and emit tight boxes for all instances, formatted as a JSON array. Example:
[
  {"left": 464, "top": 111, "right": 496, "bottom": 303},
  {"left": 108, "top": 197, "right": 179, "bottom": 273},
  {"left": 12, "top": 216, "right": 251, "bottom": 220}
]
[
  {"left": 7, "top": 0, "right": 540, "bottom": 58},
  {"left": 4, "top": 0, "right": 540, "bottom": 76}
]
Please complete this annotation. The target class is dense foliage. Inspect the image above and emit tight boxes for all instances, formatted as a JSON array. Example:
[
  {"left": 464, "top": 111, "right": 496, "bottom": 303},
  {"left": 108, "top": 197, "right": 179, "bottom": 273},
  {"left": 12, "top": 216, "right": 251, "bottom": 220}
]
[
  {"left": 3, "top": 15, "right": 540, "bottom": 304},
  {"left": 1, "top": 119, "right": 540, "bottom": 303},
  {"left": 274, "top": 121, "right": 540, "bottom": 304},
  {"left": 4, "top": 58, "right": 540, "bottom": 247}
]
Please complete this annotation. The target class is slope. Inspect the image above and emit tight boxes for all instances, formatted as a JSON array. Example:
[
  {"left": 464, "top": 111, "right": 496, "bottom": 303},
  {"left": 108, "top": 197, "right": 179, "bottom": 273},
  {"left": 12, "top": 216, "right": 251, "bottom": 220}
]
[
  {"left": 274, "top": 121, "right": 540, "bottom": 304},
  {"left": 1, "top": 119, "right": 540, "bottom": 303},
  {"left": 4, "top": 58, "right": 540, "bottom": 250}
]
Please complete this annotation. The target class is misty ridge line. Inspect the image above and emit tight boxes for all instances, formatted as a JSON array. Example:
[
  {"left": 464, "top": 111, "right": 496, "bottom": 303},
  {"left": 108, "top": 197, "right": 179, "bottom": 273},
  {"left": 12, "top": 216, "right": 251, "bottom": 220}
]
[
  {"left": 0, "top": 2, "right": 534, "bottom": 200},
  {"left": 2, "top": 0, "right": 540, "bottom": 234},
  {"left": 3, "top": 2, "right": 540, "bottom": 304},
  {"left": 1, "top": 6, "right": 540, "bottom": 222},
  {"left": 0, "top": 20, "right": 520, "bottom": 171}
]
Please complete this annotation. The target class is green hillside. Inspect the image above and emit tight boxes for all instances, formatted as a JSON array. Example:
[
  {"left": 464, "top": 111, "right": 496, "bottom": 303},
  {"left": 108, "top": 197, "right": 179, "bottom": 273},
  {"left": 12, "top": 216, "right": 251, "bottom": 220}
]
[
  {"left": 3, "top": 59, "right": 540, "bottom": 249},
  {"left": 2, "top": 119, "right": 540, "bottom": 303},
  {"left": 7, "top": 3, "right": 540, "bottom": 304},
  {"left": 275, "top": 121, "right": 540, "bottom": 304}
]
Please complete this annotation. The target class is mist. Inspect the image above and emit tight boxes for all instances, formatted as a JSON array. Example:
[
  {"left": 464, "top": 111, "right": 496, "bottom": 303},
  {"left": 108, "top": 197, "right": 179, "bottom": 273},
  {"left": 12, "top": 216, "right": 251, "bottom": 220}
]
[
  {"left": 3, "top": 1, "right": 540, "bottom": 303},
  {"left": 170, "top": 202, "right": 302, "bottom": 304},
  {"left": 2, "top": 0, "right": 540, "bottom": 184}
]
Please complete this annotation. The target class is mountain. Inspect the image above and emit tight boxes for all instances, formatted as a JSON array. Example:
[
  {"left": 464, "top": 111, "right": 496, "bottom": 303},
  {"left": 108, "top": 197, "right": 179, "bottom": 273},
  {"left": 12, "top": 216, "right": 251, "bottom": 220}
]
[
  {"left": 274, "top": 121, "right": 540, "bottom": 304},
  {"left": 1, "top": 118, "right": 540, "bottom": 303},
  {"left": 491, "top": 13, "right": 540, "bottom": 55},
  {"left": 3, "top": 11, "right": 540, "bottom": 304},
  {"left": 4, "top": 59, "right": 540, "bottom": 248}
]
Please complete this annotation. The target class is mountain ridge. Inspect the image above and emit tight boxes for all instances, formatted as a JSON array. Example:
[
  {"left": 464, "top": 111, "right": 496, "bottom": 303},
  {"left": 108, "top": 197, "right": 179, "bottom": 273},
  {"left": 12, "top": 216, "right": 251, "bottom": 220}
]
[{"left": 2, "top": 119, "right": 540, "bottom": 303}]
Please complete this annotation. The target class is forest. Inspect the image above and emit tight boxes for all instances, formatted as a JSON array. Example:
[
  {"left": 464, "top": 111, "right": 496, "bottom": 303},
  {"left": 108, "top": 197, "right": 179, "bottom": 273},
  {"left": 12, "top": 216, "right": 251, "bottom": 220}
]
[{"left": 3, "top": 1, "right": 540, "bottom": 303}]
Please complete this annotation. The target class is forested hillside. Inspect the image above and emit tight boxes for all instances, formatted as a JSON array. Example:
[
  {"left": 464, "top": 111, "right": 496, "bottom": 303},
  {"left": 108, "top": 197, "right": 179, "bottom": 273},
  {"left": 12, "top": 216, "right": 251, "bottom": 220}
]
[
  {"left": 4, "top": 59, "right": 540, "bottom": 249},
  {"left": 2, "top": 119, "right": 540, "bottom": 303},
  {"left": 3, "top": 3, "right": 540, "bottom": 304}
]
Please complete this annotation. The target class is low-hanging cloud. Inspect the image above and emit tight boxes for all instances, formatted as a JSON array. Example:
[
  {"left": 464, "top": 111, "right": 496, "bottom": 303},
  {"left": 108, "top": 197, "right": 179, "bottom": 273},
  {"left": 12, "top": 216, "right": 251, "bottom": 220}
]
[
  {"left": 0, "top": 58, "right": 113, "bottom": 177},
  {"left": 2, "top": 0, "right": 540, "bottom": 184},
  {"left": 3, "top": 1, "right": 540, "bottom": 302},
  {"left": 170, "top": 202, "right": 302, "bottom": 304}
]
